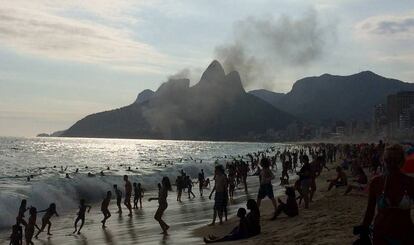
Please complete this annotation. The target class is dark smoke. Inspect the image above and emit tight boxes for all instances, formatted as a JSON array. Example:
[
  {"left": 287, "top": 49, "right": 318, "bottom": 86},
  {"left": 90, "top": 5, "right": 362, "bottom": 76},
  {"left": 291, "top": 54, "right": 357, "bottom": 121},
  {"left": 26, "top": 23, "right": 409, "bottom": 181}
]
[{"left": 215, "top": 10, "right": 335, "bottom": 90}]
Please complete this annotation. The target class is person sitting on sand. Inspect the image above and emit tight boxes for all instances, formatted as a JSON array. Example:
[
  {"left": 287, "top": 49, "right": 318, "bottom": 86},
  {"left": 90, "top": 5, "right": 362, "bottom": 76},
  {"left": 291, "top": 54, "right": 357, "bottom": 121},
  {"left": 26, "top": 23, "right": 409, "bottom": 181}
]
[
  {"left": 113, "top": 184, "right": 122, "bottom": 214},
  {"left": 204, "top": 208, "right": 248, "bottom": 243},
  {"left": 209, "top": 165, "right": 228, "bottom": 225},
  {"left": 101, "top": 191, "right": 112, "bottom": 228},
  {"left": 123, "top": 175, "right": 133, "bottom": 217},
  {"left": 257, "top": 158, "right": 278, "bottom": 218},
  {"left": 35, "top": 203, "right": 59, "bottom": 238},
  {"left": 327, "top": 166, "right": 348, "bottom": 191},
  {"left": 25, "top": 207, "right": 40, "bottom": 245},
  {"left": 361, "top": 144, "right": 414, "bottom": 244},
  {"left": 10, "top": 218, "right": 23, "bottom": 245},
  {"left": 246, "top": 199, "right": 261, "bottom": 237},
  {"left": 73, "top": 199, "right": 91, "bottom": 234},
  {"left": 344, "top": 166, "right": 368, "bottom": 195},
  {"left": 271, "top": 186, "right": 298, "bottom": 220},
  {"left": 149, "top": 177, "right": 172, "bottom": 235}
]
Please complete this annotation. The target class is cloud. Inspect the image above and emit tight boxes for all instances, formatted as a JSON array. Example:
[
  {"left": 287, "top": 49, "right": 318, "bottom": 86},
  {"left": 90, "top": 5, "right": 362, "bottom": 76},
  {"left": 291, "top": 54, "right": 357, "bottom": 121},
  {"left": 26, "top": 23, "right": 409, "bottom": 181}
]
[
  {"left": 0, "top": 1, "right": 174, "bottom": 74},
  {"left": 356, "top": 13, "right": 414, "bottom": 39}
]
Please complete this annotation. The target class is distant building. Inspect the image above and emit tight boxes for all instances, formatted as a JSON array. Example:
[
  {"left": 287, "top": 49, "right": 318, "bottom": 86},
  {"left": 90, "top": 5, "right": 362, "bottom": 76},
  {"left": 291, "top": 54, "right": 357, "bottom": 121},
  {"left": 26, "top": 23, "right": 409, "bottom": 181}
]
[
  {"left": 387, "top": 91, "right": 414, "bottom": 134},
  {"left": 373, "top": 104, "right": 387, "bottom": 135}
]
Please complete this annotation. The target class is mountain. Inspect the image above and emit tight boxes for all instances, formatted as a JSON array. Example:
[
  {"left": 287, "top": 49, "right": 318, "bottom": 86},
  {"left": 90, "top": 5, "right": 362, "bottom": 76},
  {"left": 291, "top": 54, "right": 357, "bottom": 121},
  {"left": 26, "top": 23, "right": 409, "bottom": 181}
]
[
  {"left": 61, "top": 60, "right": 295, "bottom": 140},
  {"left": 248, "top": 89, "right": 285, "bottom": 108},
  {"left": 251, "top": 71, "right": 414, "bottom": 123}
]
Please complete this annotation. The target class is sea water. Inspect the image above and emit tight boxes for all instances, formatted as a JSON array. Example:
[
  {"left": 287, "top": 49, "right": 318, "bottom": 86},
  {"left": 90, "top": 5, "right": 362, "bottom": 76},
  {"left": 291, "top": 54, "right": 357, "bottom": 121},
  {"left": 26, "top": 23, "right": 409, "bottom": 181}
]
[{"left": 0, "top": 137, "right": 284, "bottom": 229}]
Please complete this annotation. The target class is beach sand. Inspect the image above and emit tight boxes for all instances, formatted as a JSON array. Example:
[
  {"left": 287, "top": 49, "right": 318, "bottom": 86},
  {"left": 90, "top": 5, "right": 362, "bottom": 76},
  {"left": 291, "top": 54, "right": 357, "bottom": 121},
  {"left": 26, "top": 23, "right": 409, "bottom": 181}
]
[{"left": 194, "top": 167, "right": 370, "bottom": 245}]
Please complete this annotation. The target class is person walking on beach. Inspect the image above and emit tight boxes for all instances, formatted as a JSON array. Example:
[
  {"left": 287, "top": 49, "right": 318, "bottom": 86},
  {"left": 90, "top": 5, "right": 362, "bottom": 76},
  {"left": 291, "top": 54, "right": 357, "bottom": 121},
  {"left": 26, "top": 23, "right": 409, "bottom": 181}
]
[
  {"left": 149, "top": 177, "right": 172, "bottom": 235},
  {"left": 113, "top": 184, "right": 122, "bottom": 214},
  {"left": 101, "top": 191, "right": 112, "bottom": 228},
  {"left": 209, "top": 165, "right": 228, "bottom": 225},
  {"left": 186, "top": 176, "right": 196, "bottom": 199},
  {"left": 73, "top": 199, "right": 91, "bottom": 234},
  {"left": 35, "top": 203, "right": 59, "bottom": 238},
  {"left": 25, "top": 207, "right": 39, "bottom": 245},
  {"left": 124, "top": 175, "right": 133, "bottom": 217},
  {"left": 133, "top": 182, "right": 144, "bottom": 209},
  {"left": 256, "top": 158, "right": 278, "bottom": 218}
]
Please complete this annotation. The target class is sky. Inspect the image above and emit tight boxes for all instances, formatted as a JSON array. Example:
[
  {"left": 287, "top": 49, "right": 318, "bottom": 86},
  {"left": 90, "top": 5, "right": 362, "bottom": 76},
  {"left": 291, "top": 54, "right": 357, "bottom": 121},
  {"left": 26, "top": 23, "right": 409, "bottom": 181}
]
[{"left": 0, "top": 0, "right": 414, "bottom": 137}]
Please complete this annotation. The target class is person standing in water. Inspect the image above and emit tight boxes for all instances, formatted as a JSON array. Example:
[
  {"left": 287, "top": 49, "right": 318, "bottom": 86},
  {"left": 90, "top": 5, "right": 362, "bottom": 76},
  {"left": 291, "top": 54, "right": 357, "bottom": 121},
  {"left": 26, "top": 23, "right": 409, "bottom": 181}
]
[
  {"left": 10, "top": 218, "right": 23, "bottom": 245},
  {"left": 256, "top": 158, "right": 278, "bottom": 218},
  {"left": 101, "top": 191, "right": 112, "bottom": 228},
  {"left": 133, "top": 182, "right": 145, "bottom": 209},
  {"left": 25, "top": 207, "right": 39, "bottom": 245},
  {"left": 123, "top": 175, "right": 133, "bottom": 217},
  {"left": 149, "top": 177, "right": 172, "bottom": 235},
  {"left": 113, "top": 184, "right": 122, "bottom": 214},
  {"left": 17, "top": 199, "right": 29, "bottom": 226},
  {"left": 209, "top": 165, "right": 228, "bottom": 225},
  {"left": 35, "top": 203, "right": 59, "bottom": 238},
  {"left": 73, "top": 199, "right": 91, "bottom": 234},
  {"left": 198, "top": 169, "right": 205, "bottom": 197}
]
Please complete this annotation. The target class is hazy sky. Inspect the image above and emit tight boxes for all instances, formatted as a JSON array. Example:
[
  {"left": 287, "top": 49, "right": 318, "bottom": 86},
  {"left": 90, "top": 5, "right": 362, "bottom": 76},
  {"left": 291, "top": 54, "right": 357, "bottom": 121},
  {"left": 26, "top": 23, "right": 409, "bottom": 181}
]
[{"left": 1, "top": 0, "right": 414, "bottom": 137}]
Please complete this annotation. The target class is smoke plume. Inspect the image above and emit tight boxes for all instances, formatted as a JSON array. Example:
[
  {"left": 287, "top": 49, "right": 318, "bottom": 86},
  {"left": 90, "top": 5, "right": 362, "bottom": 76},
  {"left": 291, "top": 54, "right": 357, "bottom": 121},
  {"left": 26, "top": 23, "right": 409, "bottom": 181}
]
[{"left": 215, "top": 10, "right": 335, "bottom": 90}]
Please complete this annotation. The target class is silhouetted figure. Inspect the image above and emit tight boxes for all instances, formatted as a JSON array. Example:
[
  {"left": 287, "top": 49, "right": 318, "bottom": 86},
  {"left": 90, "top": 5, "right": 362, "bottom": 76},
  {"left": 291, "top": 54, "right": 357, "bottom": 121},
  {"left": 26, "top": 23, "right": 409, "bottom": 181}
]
[
  {"left": 73, "top": 199, "right": 91, "bottom": 234},
  {"left": 113, "top": 185, "right": 122, "bottom": 214},
  {"left": 149, "top": 177, "right": 172, "bottom": 234},
  {"left": 35, "top": 203, "right": 59, "bottom": 238},
  {"left": 124, "top": 175, "right": 133, "bottom": 217},
  {"left": 133, "top": 183, "right": 144, "bottom": 209},
  {"left": 17, "top": 199, "right": 28, "bottom": 226},
  {"left": 101, "top": 191, "right": 112, "bottom": 228},
  {"left": 257, "top": 158, "right": 278, "bottom": 217},
  {"left": 209, "top": 165, "right": 228, "bottom": 225},
  {"left": 9, "top": 219, "right": 23, "bottom": 245},
  {"left": 25, "top": 207, "right": 39, "bottom": 245},
  {"left": 271, "top": 186, "right": 298, "bottom": 220},
  {"left": 198, "top": 169, "right": 205, "bottom": 196},
  {"left": 204, "top": 208, "right": 248, "bottom": 243}
]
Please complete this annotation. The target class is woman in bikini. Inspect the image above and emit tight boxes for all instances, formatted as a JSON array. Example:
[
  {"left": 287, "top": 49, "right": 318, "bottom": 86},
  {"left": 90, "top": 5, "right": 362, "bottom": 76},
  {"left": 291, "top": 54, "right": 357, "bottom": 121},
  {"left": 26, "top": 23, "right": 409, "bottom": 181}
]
[
  {"left": 35, "top": 203, "right": 59, "bottom": 238},
  {"left": 361, "top": 144, "right": 414, "bottom": 244}
]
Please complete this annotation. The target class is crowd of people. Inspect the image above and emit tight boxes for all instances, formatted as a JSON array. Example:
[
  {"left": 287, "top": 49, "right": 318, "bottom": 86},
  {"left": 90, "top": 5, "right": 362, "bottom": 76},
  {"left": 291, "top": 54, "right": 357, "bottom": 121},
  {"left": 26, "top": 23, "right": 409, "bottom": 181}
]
[{"left": 8, "top": 141, "right": 414, "bottom": 245}]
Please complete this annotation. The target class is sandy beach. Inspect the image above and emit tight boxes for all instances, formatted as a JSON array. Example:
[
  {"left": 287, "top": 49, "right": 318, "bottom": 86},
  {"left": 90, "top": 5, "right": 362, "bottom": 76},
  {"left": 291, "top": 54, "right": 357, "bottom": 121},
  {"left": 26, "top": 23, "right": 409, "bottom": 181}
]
[{"left": 194, "top": 166, "right": 371, "bottom": 245}]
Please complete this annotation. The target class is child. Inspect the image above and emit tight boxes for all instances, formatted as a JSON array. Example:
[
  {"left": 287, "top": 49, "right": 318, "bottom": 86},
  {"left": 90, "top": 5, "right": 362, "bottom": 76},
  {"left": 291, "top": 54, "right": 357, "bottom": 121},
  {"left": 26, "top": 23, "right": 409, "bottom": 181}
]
[
  {"left": 35, "top": 203, "right": 59, "bottom": 238},
  {"left": 73, "top": 199, "right": 91, "bottom": 234},
  {"left": 101, "top": 191, "right": 112, "bottom": 228}
]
